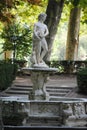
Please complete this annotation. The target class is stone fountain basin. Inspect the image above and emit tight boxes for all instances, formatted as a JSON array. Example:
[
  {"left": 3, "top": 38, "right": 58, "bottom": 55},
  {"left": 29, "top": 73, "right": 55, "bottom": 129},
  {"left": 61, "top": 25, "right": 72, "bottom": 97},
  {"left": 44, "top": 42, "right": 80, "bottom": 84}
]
[
  {"left": 1, "top": 97, "right": 87, "bottom": 127},
  {"left": 49, "top": 97, "right": 87, "bottom": 102},
  {"left": 1, "top": 96, "right": 87, "bottom": 102}
]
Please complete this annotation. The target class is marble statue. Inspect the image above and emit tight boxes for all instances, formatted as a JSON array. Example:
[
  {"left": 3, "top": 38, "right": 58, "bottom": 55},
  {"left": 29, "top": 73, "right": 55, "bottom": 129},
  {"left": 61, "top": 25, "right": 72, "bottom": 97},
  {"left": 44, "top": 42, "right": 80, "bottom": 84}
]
[
  {"left": 30, "top": 13, "right": 49, "bottom": 68},
  {"left": 22, "top": 13, "right": 58, "bottom": 100}
]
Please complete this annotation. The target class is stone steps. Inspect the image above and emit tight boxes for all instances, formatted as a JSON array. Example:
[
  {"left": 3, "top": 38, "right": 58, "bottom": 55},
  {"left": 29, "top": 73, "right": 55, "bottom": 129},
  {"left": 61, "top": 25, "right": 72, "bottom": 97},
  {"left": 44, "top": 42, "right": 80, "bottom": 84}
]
[
  {"left": 46, "top": 86, "right": 73, "bottom": 89},
  {"left": 5, "top": 90, "right": 29, "bottom": 95},
  {"left": 10, "top": 86, "right": 32, "bottom": 91},
  {"left": 14, "top": 85, "right": 32, "bottom": 87},
  {"left": 46, "top": 86, "right": 73, "bottom": 97},
  {"left": 49, "top": 92, "right": 67, "bottom": 96},
  {"left": 4, "top": 85, "right": 32, "bottom": 95},
  {"left": 46, "top": 88, "right": 72, "bottom": 92},
  {"left": 4, "top": 84, "right": 74, "bottom": 99}
]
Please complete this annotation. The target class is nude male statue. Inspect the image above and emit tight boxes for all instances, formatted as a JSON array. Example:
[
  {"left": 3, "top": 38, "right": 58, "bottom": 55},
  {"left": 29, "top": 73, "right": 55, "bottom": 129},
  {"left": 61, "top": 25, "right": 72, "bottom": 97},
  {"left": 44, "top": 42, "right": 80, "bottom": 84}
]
[{"left": 31, "top": 13, "right": 49, "bottom": 67}]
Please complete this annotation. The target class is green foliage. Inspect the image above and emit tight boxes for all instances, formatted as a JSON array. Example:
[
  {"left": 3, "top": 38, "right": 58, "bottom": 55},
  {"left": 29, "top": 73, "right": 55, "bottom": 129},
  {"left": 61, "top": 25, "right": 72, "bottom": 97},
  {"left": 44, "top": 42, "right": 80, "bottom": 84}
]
[
  {"left": 0, "top": 60, "right": 18, "bottom": 91},
  {"left": 77, "top": 67, "right": 87, "bottom": 94},
  {"left": 51, "top": 0, "right": 87, "bottom": 61},
  {"left": 0, "top": 0, "right": 47, "bottom": 60},
  {"left": 1, "top": 22, "right": 32, "bottom": 59},
  {"left": 65, "top": 0, "right": 87, "bottom": 7},
  {"left": 13, "top": 0, "right": 47, "bottom": 24},
  {"left": 72, "top": 0, "right": 80, "bottom": 6},
  {"left": 50, "top": 60, "right": 87, "bottom": 74},
  {"left": 81, "top": 9, "right": 87, "bottom": 24},
  {"left": 77, "top": 67, "right": 87, "bottom": 75},
  {"left": 0, "top": 0, "right": 6, "bottom": 10},
  {"left": 80, "top": 0, "right": 87, "bottom": 8},
  {"left": 14, "top": 59, "right": 27, "bottom": 68},
  {"left": 0, "top": 0, "right": 87, "bottom": 61}
]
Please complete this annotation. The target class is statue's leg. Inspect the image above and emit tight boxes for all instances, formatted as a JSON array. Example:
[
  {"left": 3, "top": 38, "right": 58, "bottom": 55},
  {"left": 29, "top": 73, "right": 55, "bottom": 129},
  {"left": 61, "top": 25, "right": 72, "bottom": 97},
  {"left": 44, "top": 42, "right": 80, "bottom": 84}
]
[
  {"left": 40, "top": 38, "right": 48, "bottom": 60},
  {"left": 35, "top": 41, "right": 41, "bottom": 64}
]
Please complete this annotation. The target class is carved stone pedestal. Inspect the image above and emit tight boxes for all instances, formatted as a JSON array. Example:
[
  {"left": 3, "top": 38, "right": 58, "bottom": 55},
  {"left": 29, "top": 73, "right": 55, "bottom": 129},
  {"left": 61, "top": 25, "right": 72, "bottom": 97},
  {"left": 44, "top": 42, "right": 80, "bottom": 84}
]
[{"left": 22, "top": 67, "right": 57, "bottom": 100}]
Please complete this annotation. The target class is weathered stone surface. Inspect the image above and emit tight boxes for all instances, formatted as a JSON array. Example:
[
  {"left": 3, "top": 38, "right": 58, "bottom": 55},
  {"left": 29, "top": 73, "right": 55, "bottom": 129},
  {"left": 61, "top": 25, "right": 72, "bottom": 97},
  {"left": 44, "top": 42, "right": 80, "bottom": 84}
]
[
  {"left": 1, "top": 97, "right": 87, "bottom": 127},
  {"left": 30, "top": 13, "right": 49, "bottom": 67},
  {"left": 62, "top": 102, "right": 87, "bottom": 127},
  {"left": 22, "top": 67, "right": 58, "bottom": 100}
]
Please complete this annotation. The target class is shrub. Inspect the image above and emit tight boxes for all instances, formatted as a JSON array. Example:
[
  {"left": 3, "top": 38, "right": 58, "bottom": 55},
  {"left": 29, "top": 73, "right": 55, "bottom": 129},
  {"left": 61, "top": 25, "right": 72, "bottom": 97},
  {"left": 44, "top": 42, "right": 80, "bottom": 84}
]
[
  {"left": 0, "top": 60, "right": 18, "bottom": 91},
  {"left": 77, "top": 67, "right": 87, "bottom": 94},
  {"left": 1, "top": 22, "right": 32, "bottom": 59}
]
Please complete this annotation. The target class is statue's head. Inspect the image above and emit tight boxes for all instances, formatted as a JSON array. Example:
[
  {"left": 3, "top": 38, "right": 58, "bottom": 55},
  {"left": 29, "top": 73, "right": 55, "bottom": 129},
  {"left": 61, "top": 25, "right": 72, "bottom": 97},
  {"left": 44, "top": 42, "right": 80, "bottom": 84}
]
[{"left": 38, "top": 13, "right": 47, "bottom": 22}]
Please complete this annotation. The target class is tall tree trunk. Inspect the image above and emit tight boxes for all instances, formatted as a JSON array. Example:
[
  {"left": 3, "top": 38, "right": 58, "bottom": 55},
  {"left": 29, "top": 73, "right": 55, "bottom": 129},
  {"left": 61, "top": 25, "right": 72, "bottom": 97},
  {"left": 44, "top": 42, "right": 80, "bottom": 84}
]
[
  {"left": 44, "top": 0, "right": 64, "bottom": 61},
  {"left": 65, "top": 7, "right": 81, "bottom": 60}
]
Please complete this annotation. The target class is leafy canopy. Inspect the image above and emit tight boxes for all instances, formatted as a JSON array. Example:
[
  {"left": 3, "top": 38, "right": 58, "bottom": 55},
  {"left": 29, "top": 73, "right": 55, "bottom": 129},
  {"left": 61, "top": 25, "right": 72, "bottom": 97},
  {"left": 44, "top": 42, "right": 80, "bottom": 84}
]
[{"left": 1, "top": 21, "right": 32, "bottom": 59}]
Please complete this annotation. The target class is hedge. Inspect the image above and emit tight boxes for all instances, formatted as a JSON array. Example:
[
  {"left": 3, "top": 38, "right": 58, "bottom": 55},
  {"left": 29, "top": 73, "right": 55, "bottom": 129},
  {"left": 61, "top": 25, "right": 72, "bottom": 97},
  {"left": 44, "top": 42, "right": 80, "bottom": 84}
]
[
  {"left": 0, "top": 60, "right": 18, "bottom": 91},
  {"left": 77, "top": 67, "right": 87, "bottom": 94},
  {"left": 46, "top": 60, "right": 87, "bottom": 74}
]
